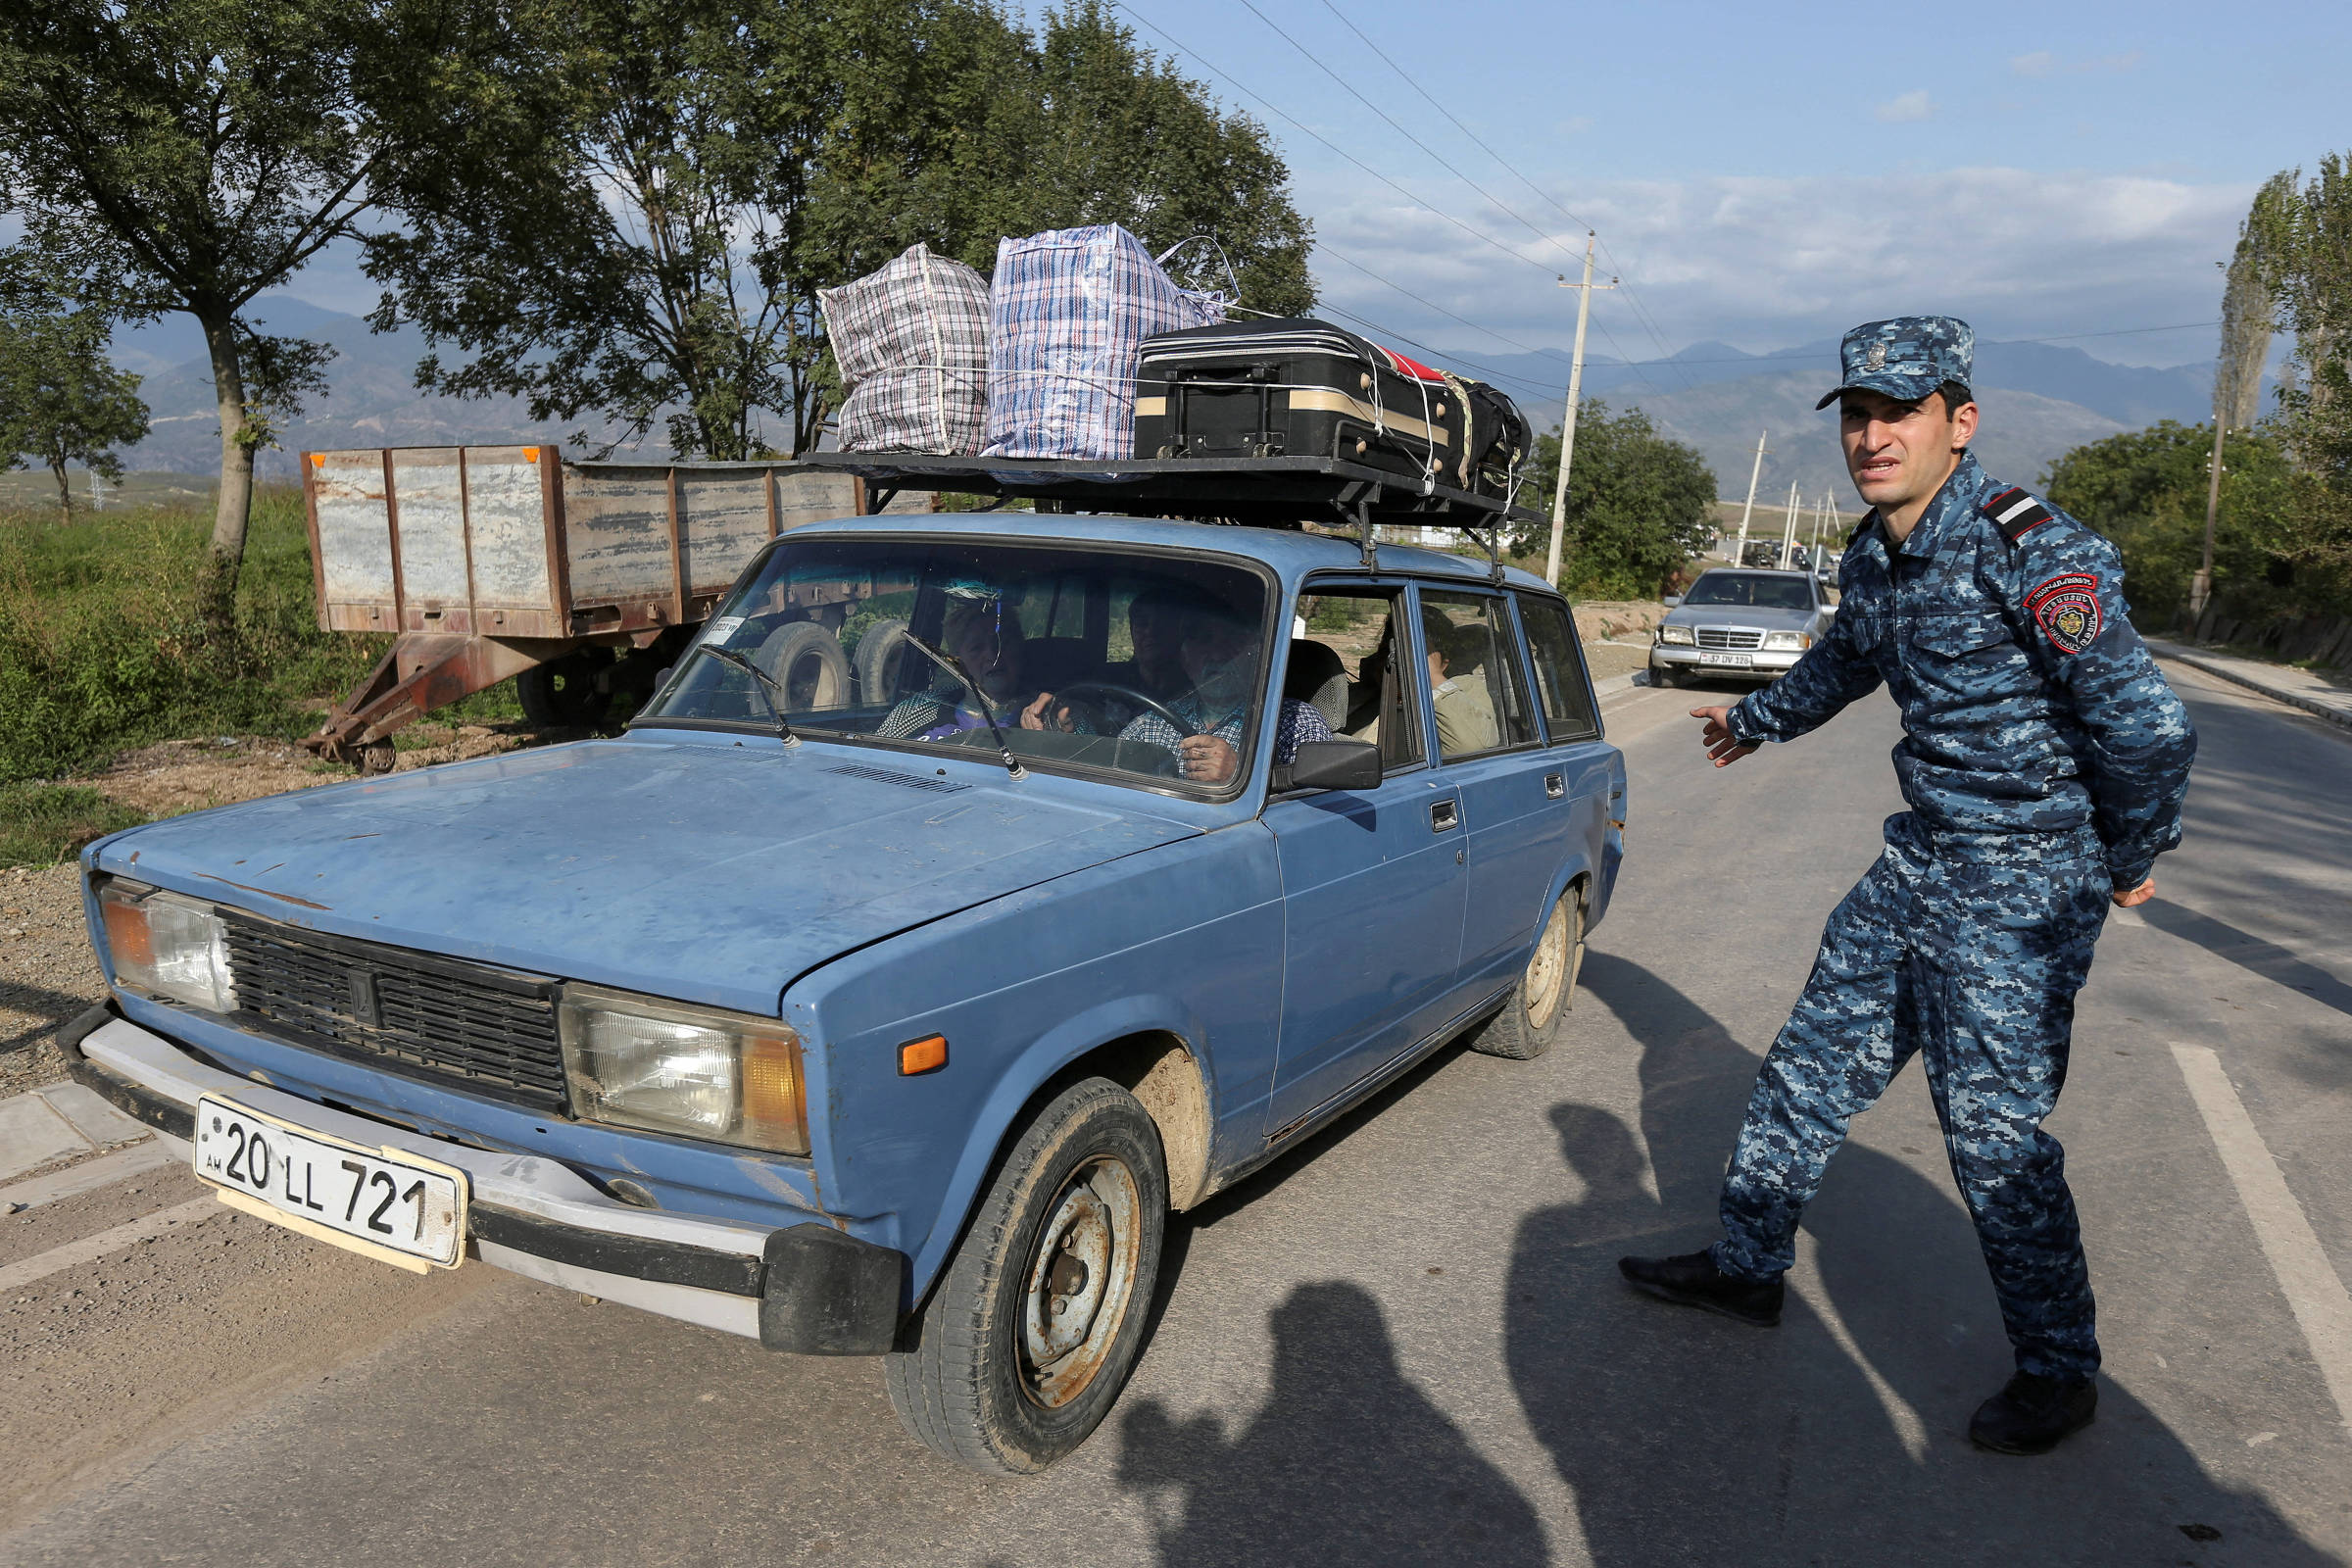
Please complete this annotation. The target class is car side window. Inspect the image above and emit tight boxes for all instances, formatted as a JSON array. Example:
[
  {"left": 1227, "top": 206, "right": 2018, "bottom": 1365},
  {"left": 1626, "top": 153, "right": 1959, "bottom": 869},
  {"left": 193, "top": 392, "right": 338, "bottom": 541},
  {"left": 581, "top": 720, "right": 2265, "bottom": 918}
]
[
  {"left": 1297, "top": 587, "right": 1424, "bottom": 770},
  {"left": 1515, "top": 594, "right": 1598, "bottom": 743},
  {"left": 1418, "top": 591, "right": 1535, "bottom": 760}
]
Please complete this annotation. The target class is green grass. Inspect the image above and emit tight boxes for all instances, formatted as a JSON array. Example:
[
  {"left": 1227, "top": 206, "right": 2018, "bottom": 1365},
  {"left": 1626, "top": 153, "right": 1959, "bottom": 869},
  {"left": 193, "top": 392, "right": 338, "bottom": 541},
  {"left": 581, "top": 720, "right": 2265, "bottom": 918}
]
[
  {"left": 0, "top": 485, "right": 390, "bottom": 786},
  {"left": 0, "top": 783, "right": 148, "bottom": 867}
]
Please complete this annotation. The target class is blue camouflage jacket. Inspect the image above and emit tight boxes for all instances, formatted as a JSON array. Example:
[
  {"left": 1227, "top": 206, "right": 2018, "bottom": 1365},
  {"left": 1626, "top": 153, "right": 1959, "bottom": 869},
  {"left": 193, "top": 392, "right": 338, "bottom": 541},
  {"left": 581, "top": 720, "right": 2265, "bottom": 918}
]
[{"left": 1726, "top": 451, "right": 2195, "bottom": 889}]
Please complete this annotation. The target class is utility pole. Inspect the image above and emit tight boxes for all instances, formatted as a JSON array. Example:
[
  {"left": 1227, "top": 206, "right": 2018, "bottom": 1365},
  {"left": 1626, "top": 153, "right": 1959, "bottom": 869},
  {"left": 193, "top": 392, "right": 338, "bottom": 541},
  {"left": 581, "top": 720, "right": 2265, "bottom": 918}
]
[
  {"left": 2190, "top": 418, "right": 2226, "bottom": 632},
  {"left": 1734, "top": 430, "right": 1769, "bottom": 566},
  {"left": 1779, "top": 481, "right": 1800, "bottom": 568},
  {"left": 1544, "top": 231, "right": 1618, "bottom": 587}
]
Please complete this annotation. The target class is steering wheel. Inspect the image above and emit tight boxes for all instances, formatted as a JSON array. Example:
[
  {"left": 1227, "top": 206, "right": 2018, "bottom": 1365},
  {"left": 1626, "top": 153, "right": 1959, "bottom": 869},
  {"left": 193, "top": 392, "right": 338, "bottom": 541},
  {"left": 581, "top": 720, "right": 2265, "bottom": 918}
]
[{"left": 1039, "top": 681, "right": 1197, "bottom": 741}]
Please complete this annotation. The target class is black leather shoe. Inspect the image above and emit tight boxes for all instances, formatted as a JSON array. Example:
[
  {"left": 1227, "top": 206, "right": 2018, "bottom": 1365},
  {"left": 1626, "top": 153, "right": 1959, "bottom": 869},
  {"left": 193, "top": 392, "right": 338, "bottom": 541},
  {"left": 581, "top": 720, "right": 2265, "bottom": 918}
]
[
  {"left": 1969, "top": 1372, "right": 2097, "bottom": 1454},
  {"left": 1617, "top": 1250, "right": 1785, "bottom": 1327}
]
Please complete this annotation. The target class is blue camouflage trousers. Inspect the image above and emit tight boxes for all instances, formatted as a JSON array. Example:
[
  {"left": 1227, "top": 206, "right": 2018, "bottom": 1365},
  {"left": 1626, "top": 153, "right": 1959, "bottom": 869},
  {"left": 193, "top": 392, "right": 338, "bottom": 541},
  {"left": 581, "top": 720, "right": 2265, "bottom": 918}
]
[{"left": 1711, "top": 812, "right": 2113, "bottom": 1381}]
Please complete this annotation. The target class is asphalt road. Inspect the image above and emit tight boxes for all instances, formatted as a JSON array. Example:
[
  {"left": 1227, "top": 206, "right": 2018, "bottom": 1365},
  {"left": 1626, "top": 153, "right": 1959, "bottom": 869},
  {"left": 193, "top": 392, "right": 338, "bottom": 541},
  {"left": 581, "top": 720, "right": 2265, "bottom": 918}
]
[{"left": 4, "top": 656, "right": 2348, "bottom": 1567}]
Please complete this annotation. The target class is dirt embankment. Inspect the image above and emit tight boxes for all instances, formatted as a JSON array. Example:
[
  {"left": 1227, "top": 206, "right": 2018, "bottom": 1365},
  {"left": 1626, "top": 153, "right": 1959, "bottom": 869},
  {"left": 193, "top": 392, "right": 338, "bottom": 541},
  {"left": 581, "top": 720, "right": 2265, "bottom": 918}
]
[{"left": 1572, "top": 601, "right": 1669, "bottom": 643}]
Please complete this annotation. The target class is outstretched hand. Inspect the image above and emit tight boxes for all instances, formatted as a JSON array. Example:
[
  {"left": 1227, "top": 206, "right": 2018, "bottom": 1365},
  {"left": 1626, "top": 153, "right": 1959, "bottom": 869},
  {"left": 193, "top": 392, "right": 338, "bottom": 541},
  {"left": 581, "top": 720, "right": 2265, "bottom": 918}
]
[{"left": 1692, "top": 706, "right": 1758, "bottom": 768}]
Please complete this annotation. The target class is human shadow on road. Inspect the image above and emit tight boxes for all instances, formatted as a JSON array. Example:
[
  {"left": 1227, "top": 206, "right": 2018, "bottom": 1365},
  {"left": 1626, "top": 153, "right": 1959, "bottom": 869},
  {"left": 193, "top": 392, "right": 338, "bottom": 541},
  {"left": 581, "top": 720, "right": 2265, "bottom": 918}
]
[
  {"left": 2136, "top": 897, "right": 2352, "bottom": 1022},
  {"left": 1503, "top": 950, "right": 2336, "bottom": 1567},
  {"left": 1116, "top": 1280, "right": 1545, "bottom": 1568}
]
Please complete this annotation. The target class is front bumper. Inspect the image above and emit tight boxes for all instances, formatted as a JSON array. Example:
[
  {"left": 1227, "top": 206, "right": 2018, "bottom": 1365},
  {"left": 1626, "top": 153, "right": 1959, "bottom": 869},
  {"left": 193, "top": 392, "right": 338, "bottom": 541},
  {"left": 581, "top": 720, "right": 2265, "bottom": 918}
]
[
  {"left": 59, "top": 1005, "right": 904, "bottom": 1354},
  {"left": 1649, "top": 643, "right": 1803, "bottom": 677}
]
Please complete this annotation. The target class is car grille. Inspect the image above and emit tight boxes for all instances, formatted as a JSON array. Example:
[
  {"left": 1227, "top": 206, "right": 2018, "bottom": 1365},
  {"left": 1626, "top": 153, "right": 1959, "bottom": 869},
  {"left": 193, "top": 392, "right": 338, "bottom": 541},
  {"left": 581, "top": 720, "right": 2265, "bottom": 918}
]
[
  {"left": 1696, "top": 627, "right": 1765, "bottom": 650},
  {"left": 220, "top": 910, "right": 567, "bottom": 1110}
]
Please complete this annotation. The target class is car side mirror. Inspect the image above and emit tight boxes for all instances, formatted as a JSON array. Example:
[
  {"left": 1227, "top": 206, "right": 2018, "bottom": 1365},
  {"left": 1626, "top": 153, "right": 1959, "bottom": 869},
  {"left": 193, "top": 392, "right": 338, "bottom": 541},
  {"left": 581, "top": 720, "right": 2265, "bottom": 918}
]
[
  {"left": 1663, "top": 596, "right": 1683, "bottom": 609},
  {"left": 1272, "top": 739, "right": 1382, "bottom": 794}
]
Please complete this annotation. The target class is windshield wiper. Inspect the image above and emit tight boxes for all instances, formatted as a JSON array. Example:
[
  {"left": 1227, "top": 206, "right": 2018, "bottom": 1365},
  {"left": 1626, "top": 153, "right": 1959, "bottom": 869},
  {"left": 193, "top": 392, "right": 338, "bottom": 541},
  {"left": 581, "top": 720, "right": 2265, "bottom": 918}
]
[
  {"left": 690, "top": 645, "right": 798, "bottom": 747},
  {"left": 897, "top": 631, "right": 1027, "bottom": 780}
]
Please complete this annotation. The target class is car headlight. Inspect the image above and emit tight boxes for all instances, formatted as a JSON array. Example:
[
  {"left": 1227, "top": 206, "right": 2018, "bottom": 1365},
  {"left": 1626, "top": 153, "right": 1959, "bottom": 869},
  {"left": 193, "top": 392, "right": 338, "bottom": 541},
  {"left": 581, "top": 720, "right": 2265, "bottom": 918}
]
[
  {"left": 1762, "top": 631, "right": 1813, "bottom": 651},
  {"left": 559, "top": 984, "right": 808, "bottom": 1154},
  {"left": 96, "top": 880, "right": 237, "bottom": 1012},
  {"left": 1657, "top": 624, "right": 1694, "bottom": 646}
]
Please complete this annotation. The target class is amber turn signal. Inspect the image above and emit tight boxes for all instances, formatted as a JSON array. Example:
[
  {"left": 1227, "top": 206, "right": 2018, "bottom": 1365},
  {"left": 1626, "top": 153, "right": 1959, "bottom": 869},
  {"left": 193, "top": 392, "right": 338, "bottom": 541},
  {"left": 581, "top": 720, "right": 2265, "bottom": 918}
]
[{"left": 899, "top": 1034, "right": 949, "bottom": 1076}]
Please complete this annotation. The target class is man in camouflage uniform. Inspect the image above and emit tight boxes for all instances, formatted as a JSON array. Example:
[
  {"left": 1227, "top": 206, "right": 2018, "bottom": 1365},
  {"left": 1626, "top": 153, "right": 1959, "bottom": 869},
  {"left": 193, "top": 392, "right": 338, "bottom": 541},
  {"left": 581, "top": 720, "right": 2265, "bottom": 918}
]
[{"left": 1620, "top": 317, "right": 2196, "bottom": 1454}]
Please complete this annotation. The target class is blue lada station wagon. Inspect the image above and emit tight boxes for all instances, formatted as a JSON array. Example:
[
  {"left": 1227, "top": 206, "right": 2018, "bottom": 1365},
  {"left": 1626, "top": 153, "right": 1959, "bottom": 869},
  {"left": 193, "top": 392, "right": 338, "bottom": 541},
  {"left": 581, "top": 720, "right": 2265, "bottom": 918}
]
[{"left": 63, "top": 466, "right": 1626, "bottom": 1473}]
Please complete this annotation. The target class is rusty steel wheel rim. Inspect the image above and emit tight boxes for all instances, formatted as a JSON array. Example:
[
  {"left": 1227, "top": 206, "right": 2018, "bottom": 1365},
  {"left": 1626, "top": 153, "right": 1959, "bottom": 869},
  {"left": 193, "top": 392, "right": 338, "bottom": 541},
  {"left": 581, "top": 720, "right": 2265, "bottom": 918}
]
[
  {"left": 1523, "top": 898, "right": 1572, "bottom": 1031},
  {"left": 1018, "top": 1154, "right": 1143, "bottom": 1410}
]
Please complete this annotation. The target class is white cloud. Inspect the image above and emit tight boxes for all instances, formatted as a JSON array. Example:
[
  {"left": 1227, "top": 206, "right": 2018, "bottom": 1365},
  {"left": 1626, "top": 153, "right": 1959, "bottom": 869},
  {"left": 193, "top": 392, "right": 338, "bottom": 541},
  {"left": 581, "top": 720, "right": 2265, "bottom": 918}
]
[
  {"left": 1874, "top": 90, "right": 1934, "bottom": 123},
  {"left": 1298, "top": 167, "right": 2249, "bottom": 372}
]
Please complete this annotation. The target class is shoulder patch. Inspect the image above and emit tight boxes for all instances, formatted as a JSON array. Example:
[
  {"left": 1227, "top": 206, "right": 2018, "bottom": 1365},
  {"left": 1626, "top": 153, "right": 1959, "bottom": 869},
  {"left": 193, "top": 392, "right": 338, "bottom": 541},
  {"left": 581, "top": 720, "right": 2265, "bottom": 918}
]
[
  {"left": 2026, "top": 572, "right": 2101, "bottom": 654},
  {"left": 1982, "top": 486, "right": 2057, "bottom": 546}
]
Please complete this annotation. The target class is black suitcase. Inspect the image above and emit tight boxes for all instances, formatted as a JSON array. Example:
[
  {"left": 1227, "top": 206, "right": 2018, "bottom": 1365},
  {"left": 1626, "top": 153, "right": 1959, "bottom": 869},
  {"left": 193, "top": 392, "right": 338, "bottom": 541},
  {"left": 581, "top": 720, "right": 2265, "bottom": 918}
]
[{"left": 1133, "top": 318, "right": 1531, "bottom": 500}]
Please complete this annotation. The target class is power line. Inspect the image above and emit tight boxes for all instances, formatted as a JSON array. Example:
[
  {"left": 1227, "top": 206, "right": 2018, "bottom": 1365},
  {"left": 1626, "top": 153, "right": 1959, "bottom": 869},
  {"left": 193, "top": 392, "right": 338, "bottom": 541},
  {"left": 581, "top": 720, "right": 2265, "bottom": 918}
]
[
  {"left": 1105, "top": 1, "right": 1554, "bottom": 280},
  {"left": 1231, "top": 0, "right": 1584, "bottom": 273},
  {"left": 1301, "top": 0, "right": 1693, "bottom": 390},
  {"left": 1312, "top": 0, "right": 1593, "bottom": 233}
]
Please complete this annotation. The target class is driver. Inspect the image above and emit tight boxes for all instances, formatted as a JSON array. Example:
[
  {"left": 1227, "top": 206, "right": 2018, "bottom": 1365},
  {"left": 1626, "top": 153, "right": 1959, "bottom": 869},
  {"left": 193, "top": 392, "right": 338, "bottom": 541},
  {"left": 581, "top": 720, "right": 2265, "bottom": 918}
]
[
  {"left": 1023, "top": 586, "right": 1331, "bottom": 785},
  {"left": 876, "top": 579, "right": 1041, "bottom": 741}
]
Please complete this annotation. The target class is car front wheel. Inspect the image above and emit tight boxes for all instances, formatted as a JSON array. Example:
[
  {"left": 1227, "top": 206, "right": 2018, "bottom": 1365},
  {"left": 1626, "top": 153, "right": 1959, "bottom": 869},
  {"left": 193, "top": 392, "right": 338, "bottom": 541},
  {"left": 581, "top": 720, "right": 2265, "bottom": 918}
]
[{"left": 884, "top": 1078, "right": 1166, "bottom": 1473}]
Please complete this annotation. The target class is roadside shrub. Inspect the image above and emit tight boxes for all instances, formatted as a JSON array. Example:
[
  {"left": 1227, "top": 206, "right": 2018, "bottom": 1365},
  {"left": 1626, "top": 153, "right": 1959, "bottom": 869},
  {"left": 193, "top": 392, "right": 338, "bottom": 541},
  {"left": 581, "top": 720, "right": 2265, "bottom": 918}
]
[
  {"left": 0, "top": 782, "right": 147, "bottom": 866},
  {"left": 0, "top": 486, "right": 387, "bottom": 783}
]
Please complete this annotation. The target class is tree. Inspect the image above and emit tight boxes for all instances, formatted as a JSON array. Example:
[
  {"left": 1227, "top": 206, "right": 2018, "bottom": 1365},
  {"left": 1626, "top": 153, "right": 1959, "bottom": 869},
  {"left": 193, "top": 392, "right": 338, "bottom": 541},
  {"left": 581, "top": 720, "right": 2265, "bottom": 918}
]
[
  {"left": 2044, "top": 420, "right": 2292, "bottom": 625},
  {"left": 2245, "top": 155, "right": 2352, "bottom": 609},
  {"left": 1514, "top": 400, "right": 1717, "bottom": 600},
  {"left": 0, "top": 300, "right": 150, "bottom": 520},
  {"left": 363, "top": 0, "right": 1313, "bottom": 461},
  {"left": 989, "top": 3, "right": 1314, "bottom": 316},
  {"left": 2215, "top": 173, "right": 2289, "bottom": 431},
  {"left": 0, "top": 0, "right": 484, "bottom": 626}
]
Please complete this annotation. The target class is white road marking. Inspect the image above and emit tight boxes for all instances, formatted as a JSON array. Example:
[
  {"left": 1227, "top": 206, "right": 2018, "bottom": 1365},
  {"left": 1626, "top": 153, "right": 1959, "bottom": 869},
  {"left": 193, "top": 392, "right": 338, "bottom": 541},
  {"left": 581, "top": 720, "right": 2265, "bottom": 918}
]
[
  {"left": 1795, "top": 1230, "right": 1930, "bottom": 1460},
  {"left": 0, "top": 1196, "right": 220, "bottom": 1295},
  {"left": 0, "top": 1141, "right": 175, "bottom": 1213},
  {"left": 2171, "top": 1044, "right": 2352, "bottom": 1430}
]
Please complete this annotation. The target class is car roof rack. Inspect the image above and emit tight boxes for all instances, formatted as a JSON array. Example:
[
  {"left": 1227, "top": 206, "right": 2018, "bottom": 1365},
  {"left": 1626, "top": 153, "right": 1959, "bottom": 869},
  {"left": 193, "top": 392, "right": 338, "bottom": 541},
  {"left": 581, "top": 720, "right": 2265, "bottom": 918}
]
[{"left": 794, "top": 452, "right": 1544, "bottom": 576}]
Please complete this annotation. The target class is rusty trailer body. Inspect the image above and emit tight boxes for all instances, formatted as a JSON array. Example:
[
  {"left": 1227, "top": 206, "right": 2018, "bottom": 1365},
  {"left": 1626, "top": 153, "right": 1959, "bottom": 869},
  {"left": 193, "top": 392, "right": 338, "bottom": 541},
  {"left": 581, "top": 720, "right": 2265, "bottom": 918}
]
[{"left": 299, "top": 447, "right": 930, "bottom": 768}]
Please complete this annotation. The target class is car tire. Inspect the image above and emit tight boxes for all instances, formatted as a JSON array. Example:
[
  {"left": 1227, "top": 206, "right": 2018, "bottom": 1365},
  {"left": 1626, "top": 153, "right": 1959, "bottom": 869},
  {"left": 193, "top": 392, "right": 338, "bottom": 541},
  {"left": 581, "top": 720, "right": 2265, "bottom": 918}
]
[
  {"left": 884, "top": 1078, "right": 1167, "bottom": 1474},
  {"left": 1466, "top": 888, "right": 1584, "bottom": 1060},
  {"left": 853, "top": 617, "right": 909, "bottom": 704},
  {"left": 753, "top": 621, "right": 851, "bottom": 711},
  {"left": 1647, "top": 661, "right": 1679, "bottom": 689}
]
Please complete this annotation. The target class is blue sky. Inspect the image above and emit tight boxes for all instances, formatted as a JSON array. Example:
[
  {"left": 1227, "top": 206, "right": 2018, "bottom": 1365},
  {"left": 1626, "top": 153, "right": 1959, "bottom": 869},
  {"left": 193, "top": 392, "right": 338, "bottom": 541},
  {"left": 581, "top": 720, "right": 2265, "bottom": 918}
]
[
  {"left": 261, "top": 0, "right": 2347, "bottom": 377},
  {"left": 1075, "top": 0, "right": 2349, "bottom": 369}
]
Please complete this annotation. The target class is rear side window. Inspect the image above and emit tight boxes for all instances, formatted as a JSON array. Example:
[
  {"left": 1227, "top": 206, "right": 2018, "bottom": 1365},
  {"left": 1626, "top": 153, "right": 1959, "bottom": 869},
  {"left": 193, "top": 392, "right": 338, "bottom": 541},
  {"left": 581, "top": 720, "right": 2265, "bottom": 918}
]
[
  {"left": 1515, "top": 595, "right": 1598, "bottom": 742},
  {"left": 1419, "top": 591, "right": 1536, "bottom": 759}
]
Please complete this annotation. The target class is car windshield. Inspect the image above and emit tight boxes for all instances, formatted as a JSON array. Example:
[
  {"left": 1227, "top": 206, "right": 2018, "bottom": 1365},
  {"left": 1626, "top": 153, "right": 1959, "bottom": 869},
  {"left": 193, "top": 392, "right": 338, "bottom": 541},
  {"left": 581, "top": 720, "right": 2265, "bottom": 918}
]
[
  {"left": 639, "top": 536, "right": 1274, "bottom": 791},
  {"left": 1682, "top": 572, "right": 1814, "bottom": 611}
]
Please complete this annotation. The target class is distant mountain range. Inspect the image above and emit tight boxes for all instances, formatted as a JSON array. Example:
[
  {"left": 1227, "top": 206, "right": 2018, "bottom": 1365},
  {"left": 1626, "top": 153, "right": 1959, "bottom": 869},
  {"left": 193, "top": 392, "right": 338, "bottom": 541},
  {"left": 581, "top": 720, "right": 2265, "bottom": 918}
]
[
  {"left": 100, "top": 296, "right": 2236, "bottom": 502},
  {"left": 105, "top": 296, "right": 626, "bottom": 477},
  {"left": 1447, "top": 338, "right": 2234, "bottom": 504}
]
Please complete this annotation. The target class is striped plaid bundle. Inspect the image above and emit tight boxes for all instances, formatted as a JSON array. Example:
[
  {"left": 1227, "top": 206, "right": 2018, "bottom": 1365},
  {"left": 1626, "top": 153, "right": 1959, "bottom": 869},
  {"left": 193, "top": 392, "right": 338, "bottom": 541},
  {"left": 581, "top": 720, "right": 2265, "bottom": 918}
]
[
  {"left": 819, "top": 243, "right": 990, "bottom": 454},
  {"left": 983, "top": 225, "right": 1225, "bottom": 460}
]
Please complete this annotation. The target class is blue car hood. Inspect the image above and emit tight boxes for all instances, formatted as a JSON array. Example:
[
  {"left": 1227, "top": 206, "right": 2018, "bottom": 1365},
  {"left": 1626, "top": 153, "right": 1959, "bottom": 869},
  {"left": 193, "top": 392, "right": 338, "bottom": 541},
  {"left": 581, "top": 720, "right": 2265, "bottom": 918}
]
[{"left": 92, "top": 738, "right": 1200, "bottom": 1015}]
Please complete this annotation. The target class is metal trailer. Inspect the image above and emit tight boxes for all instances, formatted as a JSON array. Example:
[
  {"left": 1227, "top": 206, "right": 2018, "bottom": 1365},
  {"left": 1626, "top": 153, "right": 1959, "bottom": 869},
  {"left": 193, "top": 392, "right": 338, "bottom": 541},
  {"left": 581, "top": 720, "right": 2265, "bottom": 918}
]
[{"left": 297, "top": 446, "right": 934, "bottom": 771}]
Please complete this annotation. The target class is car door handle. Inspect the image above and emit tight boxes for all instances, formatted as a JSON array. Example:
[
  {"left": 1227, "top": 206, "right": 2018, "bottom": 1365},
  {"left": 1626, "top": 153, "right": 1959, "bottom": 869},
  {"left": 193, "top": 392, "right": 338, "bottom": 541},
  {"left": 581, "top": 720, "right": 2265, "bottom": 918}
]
[
  {"left": 1431, "top": 800, "right": 1458, "bottom": 833},
  {"left": 1544, "top": 773, "right": 1565, "bottom": 799}
]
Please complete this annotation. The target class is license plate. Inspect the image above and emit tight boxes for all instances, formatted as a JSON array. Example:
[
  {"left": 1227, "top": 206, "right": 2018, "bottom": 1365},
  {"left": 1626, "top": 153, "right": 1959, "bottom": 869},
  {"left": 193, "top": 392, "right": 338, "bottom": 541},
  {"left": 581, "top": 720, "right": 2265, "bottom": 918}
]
[
  {"left": 1699, "top": 652, "right": 1754, "bottom": 667},
  {"left": 193, "top": 1095, "right": 468, "bottom": 1270}
]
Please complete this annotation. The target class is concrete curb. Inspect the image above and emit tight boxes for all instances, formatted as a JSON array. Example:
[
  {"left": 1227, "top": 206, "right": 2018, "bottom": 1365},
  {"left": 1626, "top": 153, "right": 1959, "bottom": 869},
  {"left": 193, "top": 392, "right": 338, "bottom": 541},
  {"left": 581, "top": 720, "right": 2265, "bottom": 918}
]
[
  {"left": 1592, "top": 671, "right": 1643, "bottom": 700},
  {"left": 2150, "top": 643, "right": 2352, "bottom": 733}
]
